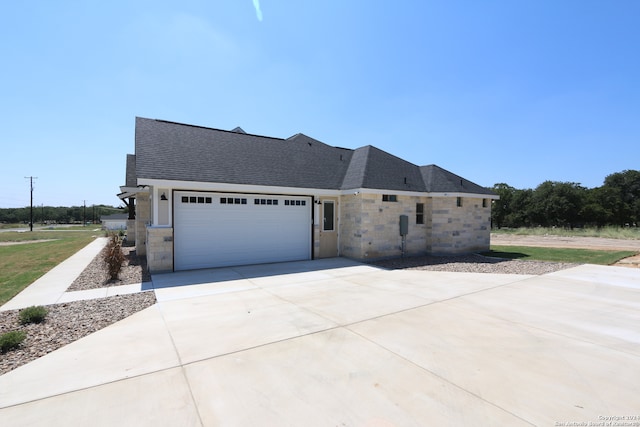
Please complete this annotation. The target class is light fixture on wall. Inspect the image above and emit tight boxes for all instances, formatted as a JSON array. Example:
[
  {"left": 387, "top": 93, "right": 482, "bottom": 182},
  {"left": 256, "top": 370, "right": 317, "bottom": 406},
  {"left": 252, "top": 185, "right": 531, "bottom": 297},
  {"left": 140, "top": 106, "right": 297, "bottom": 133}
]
[{"left": 160, "top": 193, "right": 168, "bottom": 201}]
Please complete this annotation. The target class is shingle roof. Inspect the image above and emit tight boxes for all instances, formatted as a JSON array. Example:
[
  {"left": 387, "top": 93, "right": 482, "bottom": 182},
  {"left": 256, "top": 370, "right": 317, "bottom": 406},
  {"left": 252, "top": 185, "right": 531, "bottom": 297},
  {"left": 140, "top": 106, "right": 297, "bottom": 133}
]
[
  {"left": 134, "top": 117, "right": 495, "bottom": 195},
  {"left": 420, "top": 164, "right": 494, "bottom": 194},
  {"left": 125, "top": 154, "right": 136, "bottom": 187},
  {"left": 352, "top": 146, "right": 428, "bottom": 192},
  {"left": 341, "top": 146, "right": 370, "bottom": 189}
]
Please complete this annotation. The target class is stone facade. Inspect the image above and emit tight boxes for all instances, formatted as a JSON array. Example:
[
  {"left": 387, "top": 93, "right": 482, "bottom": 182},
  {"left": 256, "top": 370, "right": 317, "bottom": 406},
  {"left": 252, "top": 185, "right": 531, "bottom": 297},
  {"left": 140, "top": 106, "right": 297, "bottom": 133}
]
[
  {"left": 135, "top": 193, "right": 150, "bottom": 256},
  {"left": 126, "top": 219, "right": 136, "bottom": 244},
  {"left": 340, "top": 193, "right": 430, "bottom": 260},
  {"left": 430, "top": 196, "right": 491, "bottom": 255},
  {"left": 146, "top": 226, "right": 174, "bottom": 273},
  {"left": 137, "top": 190, "right": 492, "bottom": 272},
  {"left": 340, "top": 193, "right": 491, "bottom": 260}
]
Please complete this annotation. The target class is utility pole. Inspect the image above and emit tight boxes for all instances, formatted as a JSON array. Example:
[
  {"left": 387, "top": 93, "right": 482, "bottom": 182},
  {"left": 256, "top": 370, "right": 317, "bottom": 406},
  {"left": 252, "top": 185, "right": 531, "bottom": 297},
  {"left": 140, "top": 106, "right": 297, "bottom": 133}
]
[
  {"left": 83, "top": 200, "right": 86, "bottom": 226},
  {"left": 24, "top": 176, "right": 37, "bottom": 231}
]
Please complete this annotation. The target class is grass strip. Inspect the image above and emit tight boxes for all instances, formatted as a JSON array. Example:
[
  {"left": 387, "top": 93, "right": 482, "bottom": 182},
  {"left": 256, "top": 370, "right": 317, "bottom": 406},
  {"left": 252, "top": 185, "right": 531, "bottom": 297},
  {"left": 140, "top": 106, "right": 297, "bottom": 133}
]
[
  {"left": 0, "top": 231, "right": 97, "bottom": 305},
  {"left": 484, "top": 245, "right": 637, "bottom": 265}
]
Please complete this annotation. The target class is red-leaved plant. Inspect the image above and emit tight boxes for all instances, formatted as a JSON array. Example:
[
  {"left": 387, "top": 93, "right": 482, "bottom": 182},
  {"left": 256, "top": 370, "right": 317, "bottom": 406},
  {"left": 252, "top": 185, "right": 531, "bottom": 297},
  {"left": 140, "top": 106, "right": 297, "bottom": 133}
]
[{"left": 103, "top": 233, "right": 125, "bottom": 280}]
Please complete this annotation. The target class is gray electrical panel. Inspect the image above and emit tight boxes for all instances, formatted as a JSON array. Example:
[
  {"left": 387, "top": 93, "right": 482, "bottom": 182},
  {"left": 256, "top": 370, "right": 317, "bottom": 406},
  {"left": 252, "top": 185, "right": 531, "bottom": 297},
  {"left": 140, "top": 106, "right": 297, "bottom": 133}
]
[{"left": 399, "top": 215, "right": 408, "bottom": 236}]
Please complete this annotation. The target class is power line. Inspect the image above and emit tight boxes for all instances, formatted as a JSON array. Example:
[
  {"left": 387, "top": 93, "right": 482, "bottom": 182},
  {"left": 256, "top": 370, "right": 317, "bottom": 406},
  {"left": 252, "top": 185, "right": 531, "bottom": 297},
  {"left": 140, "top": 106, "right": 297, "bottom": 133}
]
[{"left": 24, "top": 176, "right": 38, "bottom": 231}]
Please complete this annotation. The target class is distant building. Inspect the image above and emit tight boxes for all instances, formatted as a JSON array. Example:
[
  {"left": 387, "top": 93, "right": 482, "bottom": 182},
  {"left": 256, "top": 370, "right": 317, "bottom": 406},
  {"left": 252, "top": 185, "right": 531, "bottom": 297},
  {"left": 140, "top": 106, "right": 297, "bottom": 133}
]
[{"left": 100, "top": 213, "right": 128, "bottom": 230}]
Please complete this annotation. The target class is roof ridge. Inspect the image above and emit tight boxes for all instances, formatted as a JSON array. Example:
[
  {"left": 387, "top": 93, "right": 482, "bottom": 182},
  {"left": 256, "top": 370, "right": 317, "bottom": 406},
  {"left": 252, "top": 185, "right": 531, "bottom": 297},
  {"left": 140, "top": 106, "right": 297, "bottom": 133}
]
[
  {"left": 365, "top": 145, "right": 421, "bottom": 168},
  {"left": 148, "top": 118, "right": 285, "bottom": 141},
  {"left": 286, "top": 132, "right": 303, "bottom": 140},
  {"left": 361, "top": 146, "right": 374, "bottom": 179},
  {"left": 420, "top": 164, "right": 495, "bottom": 195},
  {"left": 339, "top": 146, "right": 371, "bottom": 189}
]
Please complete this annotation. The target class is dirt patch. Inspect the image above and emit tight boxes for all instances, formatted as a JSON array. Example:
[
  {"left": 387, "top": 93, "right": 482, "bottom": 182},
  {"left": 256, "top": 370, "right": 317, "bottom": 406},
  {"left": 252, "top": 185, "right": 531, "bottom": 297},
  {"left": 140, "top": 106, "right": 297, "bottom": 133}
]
[
  {"left": 614, "top": 253, "right": 640, "bottom": 268},
  {"left": 491, "top": 233, "right": 640, "bottom": 268}
]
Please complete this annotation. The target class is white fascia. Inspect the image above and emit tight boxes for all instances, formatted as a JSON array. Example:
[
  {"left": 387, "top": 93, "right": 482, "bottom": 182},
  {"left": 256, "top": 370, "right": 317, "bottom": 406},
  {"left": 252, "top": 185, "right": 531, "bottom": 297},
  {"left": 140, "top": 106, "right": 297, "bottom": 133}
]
[
  {"left": 137, "top": 179, "right": 341, "bottom": 197},
  {"left": 428, "top": 192, "right": 500, "bottom": 200},
  {"left": 118, "top": 186, "right": 149, "bottom": 198},
  {"left": 137, "top": 179, "right": 499, "bottom": 200},
  {"left": 341, "top": 188, "right": 499, "bottom": 199}
]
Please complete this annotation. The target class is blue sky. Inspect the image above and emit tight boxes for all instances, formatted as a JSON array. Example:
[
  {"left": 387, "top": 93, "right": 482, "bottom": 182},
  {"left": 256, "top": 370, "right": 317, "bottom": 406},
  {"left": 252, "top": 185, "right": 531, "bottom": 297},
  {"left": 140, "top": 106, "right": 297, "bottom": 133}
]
[{"left": 1, "top": 1, "right": 638, "bottom": 208}]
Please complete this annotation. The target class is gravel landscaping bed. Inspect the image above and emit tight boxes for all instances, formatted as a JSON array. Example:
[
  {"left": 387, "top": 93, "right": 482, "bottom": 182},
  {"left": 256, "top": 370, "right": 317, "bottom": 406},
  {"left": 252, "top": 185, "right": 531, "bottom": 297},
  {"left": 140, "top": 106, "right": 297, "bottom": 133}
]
[
  {"left": 0, "top": 292, "right": 156, "bottom": 375},
  {"left": 67, "top": 243, "right": 151, "bottom": 291},
  {"left": 0, "top": 242, "right": 155, "bottom": 376},
  {"left": 371, "top": 253, "right": 579, "bottom": 275}
]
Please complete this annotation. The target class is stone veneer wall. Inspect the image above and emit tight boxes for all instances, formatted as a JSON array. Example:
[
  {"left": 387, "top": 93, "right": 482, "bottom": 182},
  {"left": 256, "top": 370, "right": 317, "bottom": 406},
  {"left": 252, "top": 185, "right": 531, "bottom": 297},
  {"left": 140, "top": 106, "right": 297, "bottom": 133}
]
[
  {"left": 126, "top": 219, "right": 136, "bottom": 244},
  {"left": 135, "top": 193, "right": 150, "bottom": 256},
  {"left": 423, "top": 197, "right": 434, "bottom": 253},
  {"left": 339, "top": 194, "right": 361, "bottom": 259},
  {"left": 340, "top": 194, "right": 429, "bottom": 260},
  {"left": 146, "top": 226, "right": 174, "bottom": 273},
  {"left": 430, "top": 196, "right": 491, "bottom": 254}
]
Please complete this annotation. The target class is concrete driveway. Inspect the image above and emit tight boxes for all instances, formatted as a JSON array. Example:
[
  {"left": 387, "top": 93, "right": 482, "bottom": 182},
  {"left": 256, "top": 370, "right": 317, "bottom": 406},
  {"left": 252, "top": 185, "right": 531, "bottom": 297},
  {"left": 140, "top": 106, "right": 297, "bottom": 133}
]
[{"left": 1, "top": 258, "right": 639, "bottom": 426}]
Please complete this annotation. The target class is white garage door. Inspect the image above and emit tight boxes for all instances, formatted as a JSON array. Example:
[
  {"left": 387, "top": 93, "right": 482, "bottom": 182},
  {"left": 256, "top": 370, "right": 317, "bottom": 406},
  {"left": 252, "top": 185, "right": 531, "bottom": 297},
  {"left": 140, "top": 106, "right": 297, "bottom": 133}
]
[{"left": 174, "top": 192, "right": 312, "bottom": 270}]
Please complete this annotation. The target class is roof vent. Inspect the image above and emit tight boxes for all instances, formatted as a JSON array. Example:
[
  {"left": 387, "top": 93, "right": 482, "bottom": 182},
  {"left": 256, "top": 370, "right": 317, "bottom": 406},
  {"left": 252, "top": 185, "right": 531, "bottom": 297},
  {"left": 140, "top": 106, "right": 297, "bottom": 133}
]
[{"left": 231, "top": 126, "right": 246, "bottom": 134}]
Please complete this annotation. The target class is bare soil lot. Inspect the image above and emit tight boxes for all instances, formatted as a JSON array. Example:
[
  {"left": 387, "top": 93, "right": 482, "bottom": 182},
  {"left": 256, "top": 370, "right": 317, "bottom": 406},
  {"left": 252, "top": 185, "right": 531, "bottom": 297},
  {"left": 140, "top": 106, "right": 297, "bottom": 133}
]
[{"left": 491, "top": 233, "right": 640, "bottom": 250}]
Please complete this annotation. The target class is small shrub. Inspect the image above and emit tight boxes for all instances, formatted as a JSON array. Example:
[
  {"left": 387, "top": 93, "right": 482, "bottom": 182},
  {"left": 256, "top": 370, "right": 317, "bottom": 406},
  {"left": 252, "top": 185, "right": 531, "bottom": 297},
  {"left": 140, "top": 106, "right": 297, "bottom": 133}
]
[
  {"left": 0, "top": 331, "right": 26, "bottom": 353},
  {"left": 104, "top": 233, "right": 125, "bottom": 280},
  {"left": 19, "top": 305, "right": 49, "bottom": 325}
]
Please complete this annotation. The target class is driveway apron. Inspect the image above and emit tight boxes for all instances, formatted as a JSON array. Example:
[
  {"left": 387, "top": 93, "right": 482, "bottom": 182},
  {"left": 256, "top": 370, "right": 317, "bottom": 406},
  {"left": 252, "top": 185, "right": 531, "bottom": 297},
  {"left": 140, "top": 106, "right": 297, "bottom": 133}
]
[{"left": 0, "top": 260, "right": 638, "bottom": 426}]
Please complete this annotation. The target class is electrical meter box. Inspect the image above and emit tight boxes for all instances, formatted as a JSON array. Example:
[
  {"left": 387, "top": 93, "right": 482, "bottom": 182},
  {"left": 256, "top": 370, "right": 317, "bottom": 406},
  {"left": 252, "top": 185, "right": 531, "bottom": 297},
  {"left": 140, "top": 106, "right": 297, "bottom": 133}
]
[{"left": 399, "top": 215, "right": 409, "bottom": 236}]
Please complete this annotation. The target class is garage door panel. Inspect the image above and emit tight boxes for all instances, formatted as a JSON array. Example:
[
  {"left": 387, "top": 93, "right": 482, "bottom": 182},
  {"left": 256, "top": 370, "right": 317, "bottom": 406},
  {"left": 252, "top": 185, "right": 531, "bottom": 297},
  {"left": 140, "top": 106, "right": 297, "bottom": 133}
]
[{"left": 174, "top": 192, "right": 312, "bottom": 270}]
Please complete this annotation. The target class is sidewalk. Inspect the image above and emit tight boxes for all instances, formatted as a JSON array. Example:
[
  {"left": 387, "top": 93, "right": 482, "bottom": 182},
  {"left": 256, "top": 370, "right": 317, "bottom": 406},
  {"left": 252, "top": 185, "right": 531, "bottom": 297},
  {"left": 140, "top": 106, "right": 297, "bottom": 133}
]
[{"left": 0, "top": 238, "right": 146, "bottom": 312}]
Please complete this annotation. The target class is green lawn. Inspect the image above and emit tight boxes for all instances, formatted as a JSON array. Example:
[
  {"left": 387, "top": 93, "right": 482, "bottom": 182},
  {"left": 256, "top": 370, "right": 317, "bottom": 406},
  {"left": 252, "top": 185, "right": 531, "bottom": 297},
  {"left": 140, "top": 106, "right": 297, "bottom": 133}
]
[
  {"left": 484, "top": 245, "right": 637, "bottom": 265},
  {"left": 0, "top": 230, "right": 99, "bottom": 305}
]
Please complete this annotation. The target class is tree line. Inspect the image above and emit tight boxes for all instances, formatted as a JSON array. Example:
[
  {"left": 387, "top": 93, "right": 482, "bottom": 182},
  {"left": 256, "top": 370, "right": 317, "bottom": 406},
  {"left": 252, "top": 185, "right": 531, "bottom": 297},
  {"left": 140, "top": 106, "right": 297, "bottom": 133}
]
[
  {"left": 491, "top": 170, "right": 640, "bottom": 229},
  {"left": 0, "top": 205, "right": 124, "bottom": 225}
]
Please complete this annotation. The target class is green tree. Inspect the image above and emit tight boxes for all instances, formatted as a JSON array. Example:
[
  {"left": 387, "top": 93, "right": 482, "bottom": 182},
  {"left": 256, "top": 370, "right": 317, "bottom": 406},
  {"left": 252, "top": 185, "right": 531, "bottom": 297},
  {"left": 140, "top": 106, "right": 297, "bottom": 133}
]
[
  {"left": 505, "top": 188, "right": 534, "bottom": 227},
  {"left": 581, "top": 186, "right": 615, "bottom": 227},
  {"left": 0, "top": 205, "right": 123, "bottom": 225},
  {"left": 530, "top": 181, "right": 586, "bottom": 228},
  {"left": 490, "top": 183, "right": 515, "bottom": 228},
  {"left": 603, "top": 170, "right": 640, "bottom": 226}
]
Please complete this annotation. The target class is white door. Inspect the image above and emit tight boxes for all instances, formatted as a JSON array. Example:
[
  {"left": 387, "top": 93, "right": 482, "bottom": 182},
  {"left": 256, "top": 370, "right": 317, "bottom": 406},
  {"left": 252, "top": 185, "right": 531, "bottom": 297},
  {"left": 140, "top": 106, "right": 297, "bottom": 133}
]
[
  {"left": 174, "top": 192, "right": 312, "bottom": 270},
  {"left": 319, "top": 198, "right": 338, "bottom": 258}
]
